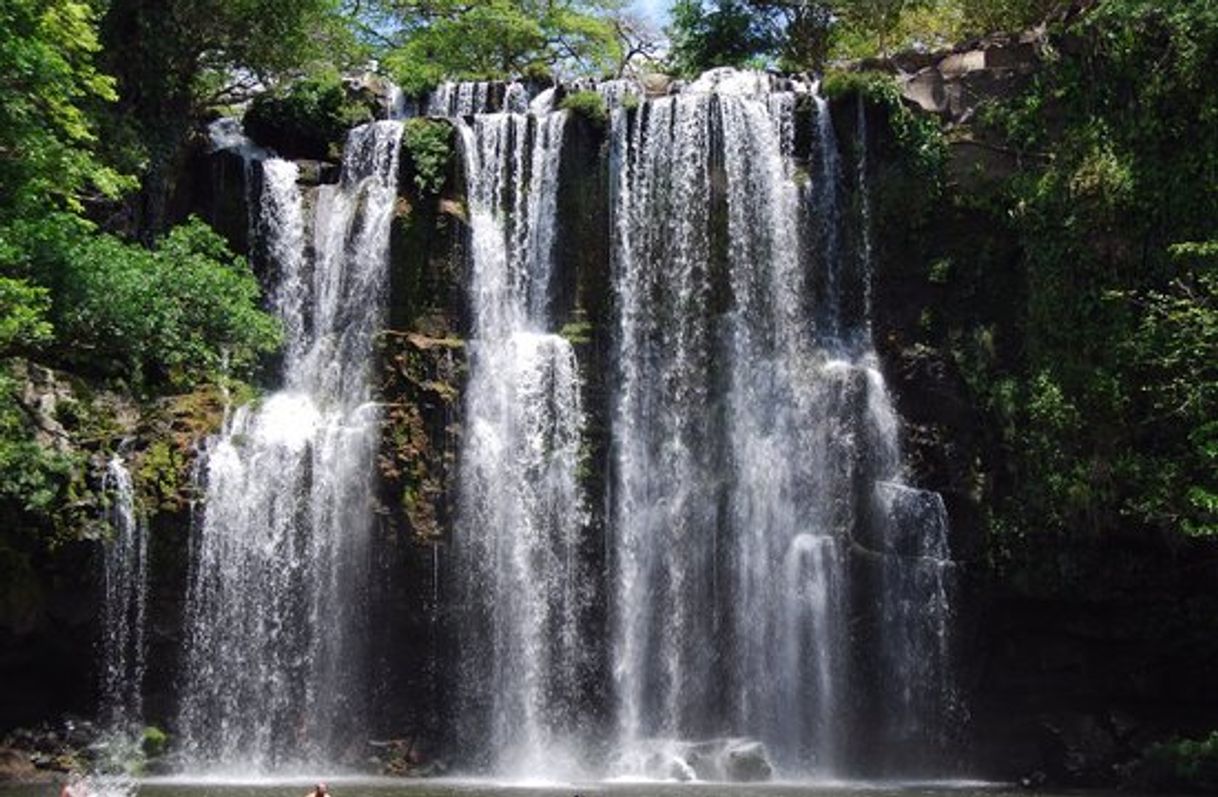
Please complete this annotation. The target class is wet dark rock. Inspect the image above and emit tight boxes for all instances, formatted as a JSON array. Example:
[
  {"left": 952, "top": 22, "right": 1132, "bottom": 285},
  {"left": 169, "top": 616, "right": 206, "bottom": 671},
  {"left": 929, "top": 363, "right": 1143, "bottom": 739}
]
[{"left": 0, "top": 749, "right": 36, "bottom": 781}]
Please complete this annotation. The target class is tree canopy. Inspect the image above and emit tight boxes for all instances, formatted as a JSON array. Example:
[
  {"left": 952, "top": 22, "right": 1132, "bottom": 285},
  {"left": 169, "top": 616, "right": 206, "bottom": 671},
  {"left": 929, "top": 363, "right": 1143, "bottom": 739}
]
[
  {"left": 370, "top": 0, "right": 625, "bottom": 93},
  {"left": 663, "top": 0, "right": 1068, "bottom": 74}
]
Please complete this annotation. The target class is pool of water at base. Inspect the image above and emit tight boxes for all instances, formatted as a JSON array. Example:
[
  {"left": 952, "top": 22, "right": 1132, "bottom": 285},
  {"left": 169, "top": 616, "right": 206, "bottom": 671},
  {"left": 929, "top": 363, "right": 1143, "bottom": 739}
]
[{"left": 0, "top": 777, "right": 1102, "bottom": 797}]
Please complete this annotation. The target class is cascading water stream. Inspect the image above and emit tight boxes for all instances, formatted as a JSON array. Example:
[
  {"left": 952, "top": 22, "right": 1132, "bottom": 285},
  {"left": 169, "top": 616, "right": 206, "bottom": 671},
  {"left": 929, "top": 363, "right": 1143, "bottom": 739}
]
[
  {"left": 99, "top": 455, "right": 148, "bottom": 734},
  {"left": 446, "top": 105, "right": 591, "bottom": 775},
  {"left": 607, "top": 70, "right": 956, "bottom": 777},
  {"left": 178, "top": 121, "right": 403, "bottom": 773}
]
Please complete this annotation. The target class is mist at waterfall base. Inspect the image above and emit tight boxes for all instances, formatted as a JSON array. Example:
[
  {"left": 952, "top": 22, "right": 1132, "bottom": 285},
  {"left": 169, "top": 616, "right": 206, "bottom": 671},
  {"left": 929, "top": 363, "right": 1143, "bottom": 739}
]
[{"left": 138, "top": 69, "right": 959, "bottom": 782}]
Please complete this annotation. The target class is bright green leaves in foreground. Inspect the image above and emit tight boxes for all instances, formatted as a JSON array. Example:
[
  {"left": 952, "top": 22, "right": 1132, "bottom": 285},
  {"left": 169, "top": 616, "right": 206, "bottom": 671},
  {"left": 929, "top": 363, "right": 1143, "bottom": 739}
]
[
  {"left": 1, "top": 0, "right": 283, "bottom": 393},
  {"left": 0, "top": 0, "right": 131, "bottom": 215}
]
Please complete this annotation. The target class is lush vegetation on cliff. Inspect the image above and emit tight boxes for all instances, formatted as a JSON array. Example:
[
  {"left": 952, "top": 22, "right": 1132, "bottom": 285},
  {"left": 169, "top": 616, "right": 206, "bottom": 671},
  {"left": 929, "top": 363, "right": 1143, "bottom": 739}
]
[{"left": 946, "top": 0, "right": 1218, "bottom": 546}]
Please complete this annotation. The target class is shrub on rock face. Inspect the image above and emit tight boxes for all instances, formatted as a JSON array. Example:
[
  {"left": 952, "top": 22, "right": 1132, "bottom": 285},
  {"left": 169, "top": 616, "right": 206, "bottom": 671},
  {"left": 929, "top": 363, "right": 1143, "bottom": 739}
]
[
  {"left": 243, "top": 74, "right": 374, "bottom": 160},
  {"left": 559, "top": 90, "right": 608, "bottom": 126},
  {"left": 402, "top": 119, "right": 453, "bottom": 196}
]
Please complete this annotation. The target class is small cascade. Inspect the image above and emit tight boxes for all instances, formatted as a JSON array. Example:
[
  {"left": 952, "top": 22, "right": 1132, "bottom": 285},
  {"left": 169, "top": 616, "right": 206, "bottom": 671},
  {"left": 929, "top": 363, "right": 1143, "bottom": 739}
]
[
  {"left": 178, "top": 121, "right": 403, "bottom": 772},
  {"left": 426, "top": 81, "right": 501, "bottom": 117},
  {"left": 813, "top": 92, "right": 842, "bottom": 343},
  {"left": 443, "top": 99, "right": 592, "bottom": 775},
  {"left": 874, "top": 481, "right": 956, "bottom": 746},
  {"left": 98, "top": 455, "right": 148, "bottom": 733}
]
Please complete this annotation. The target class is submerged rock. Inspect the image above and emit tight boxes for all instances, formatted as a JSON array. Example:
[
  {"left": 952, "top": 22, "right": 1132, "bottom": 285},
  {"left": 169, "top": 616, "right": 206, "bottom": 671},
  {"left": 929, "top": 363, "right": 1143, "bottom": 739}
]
[
  {"left": 615, "top": 737, "right": 774, "bottom": 782},
  {"left": 724, "top": 740, "right": 773, "bottom": 782}
]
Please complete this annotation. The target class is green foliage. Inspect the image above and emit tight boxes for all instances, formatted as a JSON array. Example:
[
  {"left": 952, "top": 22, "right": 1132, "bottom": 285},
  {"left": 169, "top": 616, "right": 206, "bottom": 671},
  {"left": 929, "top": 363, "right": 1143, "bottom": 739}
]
[
  {"left": 560, "top": 90, "right": 609, "bottom": 126},
  {"left": 137, "top": 441, "right": 184, "bottom": 514},
  {"left": 956, "top": 0, "right": 1059, "bottom": 36},
  {"left": 61, "top": 219, "right": 281, "bottom": 388},
  {"left": 0, "top": 278, "right": 53, "bottom": 354},
  {"left": 0, "top": 367, "right": 83, "bottom": 537},
  {"left": 10, "top": 215, "right": 281, "bottom": 390},
  {"left": 380, "top": 0, "right": 620, "bottom": 95},
  {"left": 559, "top": 320, "right": 594, "bottom": 345},
  {"left": 1122, "top": 243, "right": 1218, "bottom": 537},
  {"left": 402, "top": 119, "right": 453, "bottom": 195},
  {"left": 933, "top": 0, "right": 1218, "bottom": 553},
  {"left": 1138, "top": 732, "right": 1218, "bottom": 793},
  {"left": 98, "top": 0, "right": 359, "bottom": 234},
  {"left": 244, "top": 72, "right": 374, "bottom": 160},
  {"left": 834, "top": 0, "right": 933, "bottom": 57},
  {"left": 140, "top": 725, "right": 167, "bottom": 758},
  {"left": 667, "top": 0, "right": 776, "bottom": 75},
  {"left": 0, "top": 0, "right": 132, "bottom": 218},
  {"left": 821, "top": 70, "right": 947, "bottom": 184}
]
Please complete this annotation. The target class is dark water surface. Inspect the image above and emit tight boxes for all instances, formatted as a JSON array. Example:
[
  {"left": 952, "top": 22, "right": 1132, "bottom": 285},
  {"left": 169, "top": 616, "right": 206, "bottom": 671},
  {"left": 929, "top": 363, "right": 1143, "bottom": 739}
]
[{"left": 0, "top": 778, "right": 1054, "bottom": 797}]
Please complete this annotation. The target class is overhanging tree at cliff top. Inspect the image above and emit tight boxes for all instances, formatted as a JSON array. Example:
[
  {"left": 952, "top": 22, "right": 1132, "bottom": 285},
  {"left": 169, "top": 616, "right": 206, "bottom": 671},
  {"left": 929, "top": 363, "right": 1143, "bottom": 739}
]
[
  {"left": 368, "top": 0, "right": 624, "bottom": 93},
  {"left": 98, "top": 0, "right": 359, "bottom": 236}
]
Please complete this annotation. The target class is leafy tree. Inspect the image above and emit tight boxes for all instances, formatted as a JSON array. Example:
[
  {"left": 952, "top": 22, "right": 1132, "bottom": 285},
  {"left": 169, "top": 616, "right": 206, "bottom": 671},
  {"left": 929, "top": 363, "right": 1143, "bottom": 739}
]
[
  {"left": 948, "top": 0, "right": 1218, "bottom": 546},
  {"left": 834, "top": 0, "right": 933, "bottom": 58},
  {"left": 375, "top": 0, "right": 622, "bottom": 94},
  {"left": 0, "top": 278, "right": 53, "bottom": 355},
  {"left": 98, "top": 0, "right": 359, "bottom": 235},
  {"left": 1124, "top": 243, "right": 1218, "bottom": 537},
  {"left": 666, "top": 0, "right": 776, "bottom": 75},
  {"left": 956, "top": 0, "right": 1062, "bottom": 36},
  {"left": 760, "top": 0, "right": 835, "bottom": 69},
  {"left": 0, "top": 0, "right": 130, "bottom": 219},
  {"left": 31, "top": 217, "right": 281, "bottom": 389}
]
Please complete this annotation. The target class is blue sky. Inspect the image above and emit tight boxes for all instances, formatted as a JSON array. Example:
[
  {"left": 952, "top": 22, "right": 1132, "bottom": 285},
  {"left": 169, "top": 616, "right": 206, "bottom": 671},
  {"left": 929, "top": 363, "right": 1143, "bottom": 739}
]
[{"left": 629, "top": 0, "right": 671, "bottom": 28}]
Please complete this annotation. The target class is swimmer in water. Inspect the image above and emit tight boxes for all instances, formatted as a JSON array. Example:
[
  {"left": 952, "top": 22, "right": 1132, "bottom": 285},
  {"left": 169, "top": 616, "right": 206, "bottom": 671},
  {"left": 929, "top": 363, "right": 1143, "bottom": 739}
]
[
  {"left": 304, "top": 782, "right": 329, "bottom": 797},
  {"left": 59, "top": 775, "right": 88, "bottom": 797}
]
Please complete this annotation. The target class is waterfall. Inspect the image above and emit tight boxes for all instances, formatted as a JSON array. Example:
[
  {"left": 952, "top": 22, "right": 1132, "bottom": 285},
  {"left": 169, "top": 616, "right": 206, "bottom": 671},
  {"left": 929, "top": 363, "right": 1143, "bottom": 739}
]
[
  {"left": 99, "top": 455, "right": 148, "bottom": 733},
  {"left": 178, "top": 121, "right": 403, "bottom": 772},
  {"left": 445, "top": 103, "right": 592, "bottom": 775},
  {"left": 607, "top": 71, "right": 956, "bottom": 777},
  {"left": 610, "top": 90, "right": 719, "bottom": 751},
  {"left": 176, "top": 69, "right": 957, "bottom": 780}
]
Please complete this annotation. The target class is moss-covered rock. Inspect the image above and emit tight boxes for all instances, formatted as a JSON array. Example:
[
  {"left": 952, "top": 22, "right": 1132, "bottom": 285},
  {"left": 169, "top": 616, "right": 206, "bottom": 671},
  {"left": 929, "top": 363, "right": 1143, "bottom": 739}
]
[
  {"left": 377, "top": 332, "right": 465, "bottom": 543},
  {"left": 244, "top": 74, "right": 376, "bottom": 161}
]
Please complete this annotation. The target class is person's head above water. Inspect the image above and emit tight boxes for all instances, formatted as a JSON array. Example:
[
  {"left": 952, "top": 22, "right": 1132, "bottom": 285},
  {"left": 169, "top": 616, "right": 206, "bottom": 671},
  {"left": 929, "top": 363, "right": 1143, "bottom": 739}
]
[{"left": 315, "top": 784, "right": 327, "bottom": 795}]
